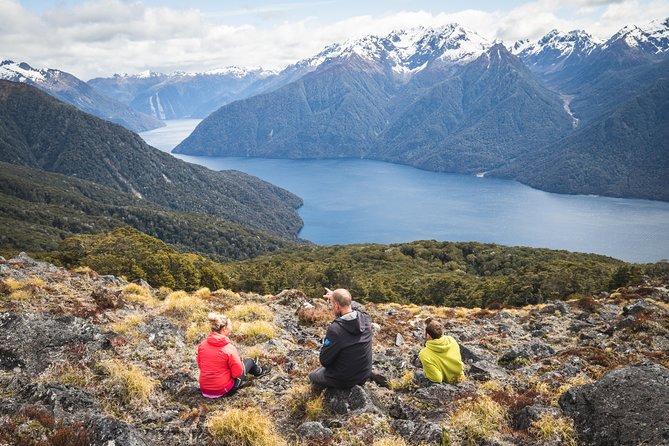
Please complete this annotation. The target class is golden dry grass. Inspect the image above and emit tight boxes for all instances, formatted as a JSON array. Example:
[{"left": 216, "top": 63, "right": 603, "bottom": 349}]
[
  {"left": 205, "top": 408, "right": 287, "bottom": 446},
  {"left": 389, "top": 370, "right": 416, "bottom": 391},
  {"left": 100, "top": 359, "right": 157, "bottom": 406},
  {"left": 185, "top": 320, "right": 211, "bottom": 344},
  {"left": 234, "top": 321, "right": 276, "bottom": 343},
  {"left": 447, "top": 395, "right": 508, "bottom": 445},
  {"left": 109, "top": 313, "right": 144, "bottom": 335},
  {"left": 529, "top": 413, "right": 578, "bottom": 446},
  {"left": 122, "top": 283, "right": 156, "bottom": 306},
  {"left": 227, "top": 303, "right": 274, "bottom": 322},
  {"left": 162, "top": 290, "right": 208, "bottom": 321},
  {"left": 372, "top": 437, "right": 408, "bottom": 446}
]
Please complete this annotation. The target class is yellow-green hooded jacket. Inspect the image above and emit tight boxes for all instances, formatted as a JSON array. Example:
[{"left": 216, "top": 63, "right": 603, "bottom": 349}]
[{"left": 418, "top": 335, "right": 464, "bottom": 383}]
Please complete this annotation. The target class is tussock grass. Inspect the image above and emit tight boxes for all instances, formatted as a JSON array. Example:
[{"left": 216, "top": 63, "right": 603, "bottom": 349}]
[
  {"left": 234, "top": 321, "right": 276, "bottom": 343},
  {"left": 287, "top": 384, "right": 324, "bottom": 420},
  {"left": 305, "top": 395, "right": 325, "bottom": 420},
  {"left": 205, "top": 408, "right": 287, "bottom": 446},
  {"left": 162, "top": 290, "right": 208, "bottom": 321},
  {"left": 372, "top": 437, "right": 408, "bottom": 446},
  {"left": 10, "top": 289, "right": 34, "bottom": 301},
  {"left": 156, "top": 286, "right": 172, "bottom": 300},
  {"left": 186, "top": 320, "right": 211, "bottom": 344},
  {"left": 39, "top": 362, "right": 94, "bottom": 388},
  {"left": 4, "top": 278, "right": 22, "bottom": 292},
  {"left": 228, "top": 303, "right": 273, "bottom": 322},
  {"left": 122, "top": 283, "right": 156, "bottom": 306},
  {"left": 529, "top": 413, "right": 578, "bottom": 446},
  {"left": 194, "top": 287, "right": 212, "bottom": 299},
  {"left": 110, "top": 313, "right": 144, "bottom": 335},
  {"left": 214, "top": 288, "right": 240, "bottom": 300},
  {"left": 242, "top": 345, "right": 266, "bottom": 361},
  {"left": 100, "top": 359, "right": 156, "bottom": 406},
  {"left": 446, "top": 395, "right": 508, "bottom": 445},
  {"left": 389, "top": 370, "right": 415, "bottom": 391}
]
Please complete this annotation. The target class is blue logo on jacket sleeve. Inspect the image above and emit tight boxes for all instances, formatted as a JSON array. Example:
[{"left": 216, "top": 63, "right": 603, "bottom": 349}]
[{"left": 323, "top": 338, "right": 331, "bottom": 346}]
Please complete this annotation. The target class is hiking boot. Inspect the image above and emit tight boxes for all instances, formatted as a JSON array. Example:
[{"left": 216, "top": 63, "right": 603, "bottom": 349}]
[{"left": 256, "top": 364, "right": 272, "bottom": 378}]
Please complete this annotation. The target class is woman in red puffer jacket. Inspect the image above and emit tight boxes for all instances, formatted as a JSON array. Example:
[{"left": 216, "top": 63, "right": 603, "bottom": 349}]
[{"left": 197, "top": 312, "right": 271, "bottom": 398}]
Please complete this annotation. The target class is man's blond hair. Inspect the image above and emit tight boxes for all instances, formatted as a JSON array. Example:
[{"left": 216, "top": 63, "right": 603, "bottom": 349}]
[{"left": 331, "top": 288, "right": 352, "bottom": 307}]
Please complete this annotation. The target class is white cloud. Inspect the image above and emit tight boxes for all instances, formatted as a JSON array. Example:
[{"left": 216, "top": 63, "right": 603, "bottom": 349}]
[{"left": 0, "top": 0, "right": 667, "bottom": 80}]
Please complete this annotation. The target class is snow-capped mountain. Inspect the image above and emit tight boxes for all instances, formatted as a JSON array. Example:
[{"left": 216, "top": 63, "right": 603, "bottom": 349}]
[
  {"left": 89, "top": 66, "right": 276, "bottom": 119},
  {"left": 294, "top": 24, "right": 490, "bottom": 75},
  {"left": 603, "top": 17, "right": 669, "bottom": 54},
  {"left": 511, "top": 29, "right": 601, "bottom": 75},
  {"left": 0, "top": 60, "right": 163, "bottom": 132}
]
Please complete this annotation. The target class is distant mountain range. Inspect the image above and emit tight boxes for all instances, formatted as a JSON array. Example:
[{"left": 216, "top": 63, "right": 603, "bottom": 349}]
[
  {"left": 0, "top": 60, "right": 163, "bottom": 132},
  {"left": 172, "top": 18, "right": 669, "bottom": 201},
  {"left": 88, "top": 67, "right": 276, "bottom": 120},
  {"left": 0, "top": 80, "right": 304, "bottom": 258}
]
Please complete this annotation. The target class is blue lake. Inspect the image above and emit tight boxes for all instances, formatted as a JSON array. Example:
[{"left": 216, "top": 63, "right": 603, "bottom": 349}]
[{"left": 141, "top": 119, "right": 669, "bottom": 263}]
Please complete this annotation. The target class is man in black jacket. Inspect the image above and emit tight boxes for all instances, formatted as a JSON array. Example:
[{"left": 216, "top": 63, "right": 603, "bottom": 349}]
[{"left": 308, "top": 288, "right": 373, "bottom": 390}]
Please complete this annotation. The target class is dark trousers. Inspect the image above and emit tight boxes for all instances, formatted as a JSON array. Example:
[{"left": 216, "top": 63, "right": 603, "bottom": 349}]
[
  {"left": 225, "top": 358, "right": 261, "bottom": 397},
  {"left": 308, "top": 366, "right": 338, "bottom": 391}
]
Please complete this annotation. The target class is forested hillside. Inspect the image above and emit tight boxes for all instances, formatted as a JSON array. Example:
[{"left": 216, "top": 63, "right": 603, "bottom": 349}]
[
  {"left": 0, "top": 80, "right": 303, "bottom": 240},
  {"left": 0, "top": 163, "right": 297, "bottom": 260}
]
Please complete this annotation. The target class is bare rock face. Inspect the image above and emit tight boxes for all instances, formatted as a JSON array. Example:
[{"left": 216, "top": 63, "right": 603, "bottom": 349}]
[
  {"left": 0, "top": 312, "right": 109, "bottom": 374},
  {"left": 323, "top": 385, "right": 377, "bottom": 414},
  {"left": 559, "top": 364, "right": 669, "bottom": 446}
]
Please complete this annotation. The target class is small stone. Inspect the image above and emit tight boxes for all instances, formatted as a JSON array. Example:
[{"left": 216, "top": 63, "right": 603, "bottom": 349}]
[
  {"left": 395, "top": 333, "right": 405, "bottom": 346},
  {"left": 297, "top": 421, "right": 333, "bottom": 440}
]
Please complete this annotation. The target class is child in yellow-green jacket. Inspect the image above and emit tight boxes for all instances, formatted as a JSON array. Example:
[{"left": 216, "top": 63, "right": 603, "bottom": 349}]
[{"left": 416, "top": 318, "right": 464, "bottom": 384}]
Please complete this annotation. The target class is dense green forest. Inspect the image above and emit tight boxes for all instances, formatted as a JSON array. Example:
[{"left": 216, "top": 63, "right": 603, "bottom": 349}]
[
  {"left": 33, "top": 228, "right": 667, "bottom": 308},
  {"left": 55, "top": 227, "right": 230, "bottom": 291},
  {"left": 0, "top": 162, "right": 297, "bottom": 260},
  {"left": 221, "top": 241, "right": 642, "bottom": 307}
]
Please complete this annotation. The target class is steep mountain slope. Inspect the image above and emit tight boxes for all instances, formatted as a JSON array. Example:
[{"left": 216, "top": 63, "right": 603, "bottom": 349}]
[
  {"left": 174, "top": 54, "right": 396, "bottom": 158},
  {"left": 0, "top": 80, "right": 303, "bottom": 239},
  {"left": 0, "top": 60, "right": 163, "bottom": 132},
  {"left": 175, "top": 34, "right": 572, "bottom": 175},
  {"left": 498, "top": 73, "right": 669, "bottom": 201},
  {"left": 0, "top": 162, "right": 296, "bottom": 259},
  {"left": 89, "top": 67, "right": 276, "bottom": 119},
  {"left": 379, "top": 44, "right": 573, "bottom": 173}
]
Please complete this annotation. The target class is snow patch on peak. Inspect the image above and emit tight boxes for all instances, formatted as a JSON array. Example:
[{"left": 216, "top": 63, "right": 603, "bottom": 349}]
[
  {"left": 512, "top": 29, "right": 600, "bottom": 59},
  {"left": 290, "top": 23, "right": 491, "bottom": 77},
  {"left": 606, "top": 18, "right": 669, "bottom": 53},
  {"left": 0, "top": 60, "right": 47, "bottom": 83}
]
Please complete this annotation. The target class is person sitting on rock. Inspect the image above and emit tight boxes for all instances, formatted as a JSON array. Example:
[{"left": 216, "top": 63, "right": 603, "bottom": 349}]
[
  {"left": 415, "top": 318, "right": 464, "bottom": 385},
  {"left": 308, "top": 288, "right": 373, "bottom": 390},
  {"left": 197, "top": 312, "right": 271, "bottom": 398}
]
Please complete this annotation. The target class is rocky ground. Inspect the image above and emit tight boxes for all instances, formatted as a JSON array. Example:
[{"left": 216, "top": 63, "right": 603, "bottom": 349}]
[{"left": 1, "top": 253, "right": 668, "bottom": 446}]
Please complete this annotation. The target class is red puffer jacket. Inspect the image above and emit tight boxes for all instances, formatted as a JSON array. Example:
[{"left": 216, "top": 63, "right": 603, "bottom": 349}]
[{"left": 197, "top": 332, "right": 243, "bottom": 396}]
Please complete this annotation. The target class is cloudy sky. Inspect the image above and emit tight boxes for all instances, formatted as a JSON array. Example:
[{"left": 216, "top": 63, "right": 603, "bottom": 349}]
[{"left": 2, "top": 0, "right": 668, "bottom": 79}]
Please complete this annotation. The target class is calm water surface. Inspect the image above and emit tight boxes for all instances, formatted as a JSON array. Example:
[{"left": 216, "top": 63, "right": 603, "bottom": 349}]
[{"left": 141, "top": 119, "right": 669, "bottom": 263}]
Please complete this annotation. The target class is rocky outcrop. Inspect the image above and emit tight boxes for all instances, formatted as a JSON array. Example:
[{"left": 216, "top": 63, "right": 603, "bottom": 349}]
[
  {"left": 560, "top": 364, "right": 669, "bottom": 446},
  {"left": 0, "top": 312, "right": 109, "bottom": 374},
  {"left": 1, "top": 254, "right": 669, "bottom": 446}
]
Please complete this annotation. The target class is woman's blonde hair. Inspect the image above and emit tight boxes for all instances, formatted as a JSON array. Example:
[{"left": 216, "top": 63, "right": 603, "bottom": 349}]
[{"left": 208, "top": 312, "right": 231, "bottom": 332}]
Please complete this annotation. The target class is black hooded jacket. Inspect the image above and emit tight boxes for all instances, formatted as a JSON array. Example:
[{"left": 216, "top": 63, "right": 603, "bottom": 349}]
[{"left": 319, "top": 310, "right": 373, "bottom": 388}]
